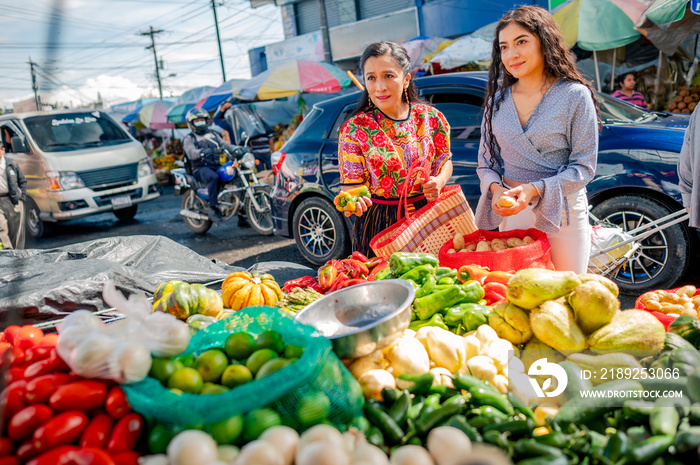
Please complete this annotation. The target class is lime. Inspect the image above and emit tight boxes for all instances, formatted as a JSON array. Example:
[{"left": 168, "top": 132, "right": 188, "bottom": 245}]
[
  {"left": 245, "top": 349, "right": 279, "bottom": 376},
  {"left": 148, "top": 425, "right": 174, "bottom": 454},
  {"left": 167, "top": 367, "right": 204, "bottom": 394},
  {"left": 283, "top": 344, "right": 304, "bottom": 359},
  {"left": 176, "top": 354, "right": 195, "bottom": 368},
  {"left": 200, "top": 382, "right": 230, "bottom": 395},
  {"left": 224, "top": 332, "right": 256, "bottom": 361},
  {"left": 209, "top": 414, "right": 244, "bottom": 445},
  {"left": 243, "top": 408, "right": 282, "bottom": 441},
  {"left": 195, "top": 349, "right": 229, "bottom": 383},
  {"left": 149, "top": 358, "right": 183, "bottom": 385},
  {"left": 255, "top": 330, "right": 285, "bottom": 354},
  {"left": 296, "top": 391, "right": 331, "bottom": 427},
  {"left": 221, "top": 364, "right": 253, "bottom": 388},
  {"left": 255, "top": 358, "right": 291, "bottom": 379}
]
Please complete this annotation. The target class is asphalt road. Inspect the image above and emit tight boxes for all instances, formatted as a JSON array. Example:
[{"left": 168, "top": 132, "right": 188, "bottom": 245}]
[{"left": 27, "top": 185, "right": 314, "bottom": 270}]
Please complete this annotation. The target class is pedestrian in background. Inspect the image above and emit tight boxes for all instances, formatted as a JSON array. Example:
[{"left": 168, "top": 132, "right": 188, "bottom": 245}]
[
  {"left": 0, "top": 144, "right": 27, "bottom": 249},
  {"left": 475, "top": 5, "right": 599, "bottom": 273},
  {"left": 338, "top": 41, "right": 453, "bottom": 258},
  {"left": 611, "top": 72, "right": 648, "bottom": 109},
  {"left": 678, "top": 108, "right": 700, "bottom": 228}
]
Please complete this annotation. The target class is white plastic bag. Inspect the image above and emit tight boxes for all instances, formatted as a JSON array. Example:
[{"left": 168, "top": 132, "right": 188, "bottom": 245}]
[{"left": 589, "top": 225, "right": 634, "bottom": 271}]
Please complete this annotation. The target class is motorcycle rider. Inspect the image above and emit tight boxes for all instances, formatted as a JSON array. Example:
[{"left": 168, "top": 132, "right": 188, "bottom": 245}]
[{"left": 183, "top": 107, "right": 247, "bottom": 225}]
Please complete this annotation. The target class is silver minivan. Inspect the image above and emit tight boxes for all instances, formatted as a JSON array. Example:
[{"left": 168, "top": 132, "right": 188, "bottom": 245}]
[{"left": 0, "top": 110, "right": 161, "bottom": 237}]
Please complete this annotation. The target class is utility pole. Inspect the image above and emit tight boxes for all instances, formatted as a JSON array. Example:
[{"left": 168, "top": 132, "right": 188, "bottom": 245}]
[
  {"left": 28, "top": 57, "right": 40, "bottom": 110},
  {"left": 318, "top": 0, "right": 332, "bottom": 63},
  {"left": 141, "top": 26, "right": 164, "bottom": 99},
  {"left": 211, "top": 0, "right": 226, "bottom": 82}
]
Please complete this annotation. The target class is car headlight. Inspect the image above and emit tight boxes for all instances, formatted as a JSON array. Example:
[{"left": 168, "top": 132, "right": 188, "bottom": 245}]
[
  {"left": 47, "top": 171, "right": 85, "bottom": 191},
  {"left": 242, "top": 153, "right": 255, "bottom": 170},
  {"left": 138, "top": 158, "right": 154, "bottom": 177}
]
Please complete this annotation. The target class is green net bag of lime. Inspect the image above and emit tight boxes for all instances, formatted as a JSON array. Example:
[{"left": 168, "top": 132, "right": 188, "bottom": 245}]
[{"left": 123, "top": 306, "right": 364, "bottom": 431}]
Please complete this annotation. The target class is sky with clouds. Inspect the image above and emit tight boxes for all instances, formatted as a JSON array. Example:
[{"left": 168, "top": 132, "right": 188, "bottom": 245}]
[{"left": 0, "top": 0, "right": 284, "bottom": 109}]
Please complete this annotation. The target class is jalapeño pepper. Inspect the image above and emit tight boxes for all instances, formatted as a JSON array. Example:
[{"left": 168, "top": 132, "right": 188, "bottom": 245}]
[
  {"left": 363, "top": 400, "right": 405, "bottom": 445},
  {"left": 448, "top": 415, "right": 482, "bottom": 442},
  {"left": 414, "top": 401, "right": 464, "bottom": 435},
  {"left": 388, "top": 390, "right": 411, "bottom": 426},
  {"left": 397, "top": 373, "right": 434, "bottom": 396},
  {"left": 604, "top": 430, "right": 628, "bottom": 462},
  {"left": 389, "top": 252, "right": 439, "bottom": 275},
  {"left": 625, "top": 435, "right": 674, "bottom": 464},
  {"left": 334, "top": 185, "right": 370, "bottom": 212},
  {"left": 399, "top": 264, "right": 436, "bottom": 286},
  {"left": 413, "top": 285, "right": 467, "bottom": 320},
  {"left": 408, "top": 313, "right": 449, "bottom": 331},
  {"left": 508, "top": 392, "right": 536, "bottom": 421},
  {"left": 414, "top": 275, "right": 437, "bottom": 299}
]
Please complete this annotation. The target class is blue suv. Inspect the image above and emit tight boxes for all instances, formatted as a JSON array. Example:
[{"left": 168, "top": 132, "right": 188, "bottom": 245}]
[{"left": 271, "top": 72, "right": 694, "bottom": 293}]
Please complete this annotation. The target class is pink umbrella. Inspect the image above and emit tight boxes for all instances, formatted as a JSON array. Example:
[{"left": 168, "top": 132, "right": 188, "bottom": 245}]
[
  {"left": 194, "top": 88, "right": 216, "bottom": 109},
  {"left": 139, "top": 100, "right": 175, "bottom": 129}
]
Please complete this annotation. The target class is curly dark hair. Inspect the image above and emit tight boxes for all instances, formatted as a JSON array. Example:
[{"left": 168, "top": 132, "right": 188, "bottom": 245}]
[
  {"left": 482, "top": 5, "right": 598, "bottom": 171},
  {"left": 351, "top": 41, "right": 424, "bottom": 116}
]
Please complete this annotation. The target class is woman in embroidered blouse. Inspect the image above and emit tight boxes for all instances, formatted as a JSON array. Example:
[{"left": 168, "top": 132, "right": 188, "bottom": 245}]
[
  {"left": 475, "top": 5, "right": 599, "bottom": 273},
  {"left": 338, "top": 42, "right": 453, "bottom": 257}
]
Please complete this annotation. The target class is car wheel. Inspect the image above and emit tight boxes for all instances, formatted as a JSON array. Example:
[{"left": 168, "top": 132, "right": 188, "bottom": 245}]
[
  {"left": 25, "top": 198, "right": 50, "bottom": 238},
  {"left": 590, "top": 195, "right": 690, "bottom": 294},
  {"left": 293, "top": 197, "right": 350, "bottom": 266},
  {"left": 113, "top": 205, "right": 138, "bottom": 221}
]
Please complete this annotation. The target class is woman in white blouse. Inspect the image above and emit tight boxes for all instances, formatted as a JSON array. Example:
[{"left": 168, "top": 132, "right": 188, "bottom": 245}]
[{"left": 475, "top": 5, "right": 599, "bottom": 274}]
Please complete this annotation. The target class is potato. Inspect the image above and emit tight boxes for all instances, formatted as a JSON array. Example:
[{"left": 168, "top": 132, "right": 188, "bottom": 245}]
[
  {"left": 496, "top": 195, "right": 516, "bottom": 208},
  {"left": 447, "top": 248, "right": 456, "bottom": 254},
  {"left": 645, "top": 300, "right": 662, "bottom": 311},
  {"left": 661, "top": 292, "right": 681, "bottom": 304},
  {"left": 675, "top": 285, "right": 697, "bottom": 297},
  {"left": 682, "top": 307, "right": 698, "bottom": 318},
  {"left": 661, "top": 303, "right": 685, "bottom": 314},
  {"left": 465, "top": 243, "right": 477, "bottom": 252},
  {"left": 491, "top": 238, "right": 507, "bottom": 251},
  {"left": 476, "top": 240, "right": 492, "bottom": 252},
  {"left": 692, "top": 295, "right": 700, "bottom": 307},
  {"left": 452, "top": 233, "right": 465, "bottom": 252},
  {"left": 522, "top": 236, "right": 535, "bottom": 245},
  {"left": 506, "top": 237, "right": 524, "bottom": 248}
]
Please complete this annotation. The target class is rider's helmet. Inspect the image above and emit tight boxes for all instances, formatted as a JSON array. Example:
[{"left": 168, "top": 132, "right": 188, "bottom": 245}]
[{"left": 186, "top": 107, "right": 211, "bottom": 135}]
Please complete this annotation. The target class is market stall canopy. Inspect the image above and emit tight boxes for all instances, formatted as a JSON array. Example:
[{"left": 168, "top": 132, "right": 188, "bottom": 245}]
[
  {"left": 199, "top": 79, "right": 250, "bottom": 112},
  {"left": 139, "top": 100, "right": 175, "bottom": 129},
  {"left": 551, "top": 0, "right": 649, "bottom": 50},
  {"left": 167, "top": 86, "right": 215, "bottom": 124},
  {"left": 237, "top": 59, "right": 351, "bottom": 101},
  {"left": 425, "top": 36, "right": 492, "bottom": 70},
  {"left": 635, "top": 2, "right": 700, "bottom": 55},
  {"left": 402, "top": 36, "right": 449, "bottom": 67}
]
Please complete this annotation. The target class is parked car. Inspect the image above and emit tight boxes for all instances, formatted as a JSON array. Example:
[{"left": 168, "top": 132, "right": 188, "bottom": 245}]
[
  {"left": 1, "top": 110, "right": 161, "bottom": 238},
  {"left": 270, "top": 71, "right": 694, "bottom": 293}
]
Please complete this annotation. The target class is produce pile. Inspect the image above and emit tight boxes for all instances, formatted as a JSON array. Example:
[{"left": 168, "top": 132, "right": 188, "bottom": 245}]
[{"left": 665, "top": 85, "right": 700, "bottom": 113}]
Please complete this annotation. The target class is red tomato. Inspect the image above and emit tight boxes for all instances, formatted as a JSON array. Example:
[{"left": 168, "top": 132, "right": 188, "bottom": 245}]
[
  {"left": 0, "top": 437, "right": 13, "bottom": 457},
  {"left": 0, "top": 380, "right": 27, "bottom": 420},
  {"left": 25, "top": 445, "right": 79, "bottom": 465},
  {"left": 79, "top": 414, "right": 113, "bottom": 449},
  {"left": 104, "top": 387, "right": 131, "bottom": 420},
  {"left": 32, "top": 411, "right": 88, "bottom": 453},
  {"left": 25, "top": 347, "right": 53, "bottom": 365},
  {"left": 50, "top": 380, "right": 108, "bottom": 412},
  {"left": 37, "top": 334, "right": 59, "bottom": 348},
  {"left": 15, "top": 441, "right": 38, "bottom": 462},
  {"left": 65, "top": 448, "right": 116, "bottom": 465},
  {"left": 1, "top": 347, "right": 26, "bottom": 370},
  {"left": 3, "top": 367, "right": 25, "bottom": 386},
  {"left": 16, "top": 326, "right": 44, "bottom": 351},
  {"left": 106, "top": 413, "right": 143, "bottom": 453},
  {"left": 0, "top": 342, "right": 12, "bottom": 357},
  {"left": 111, "top": 450, "right": 140, "bottom": 465},
  {"left": 48, "top": 349, "right": 71, "bottom": 373},
  {"left": 25, "top": 373, "right": 77, "bottom": 404},
  {"left": 23, "top": 359, "right": 56, "bottom": 381},
  {"left": 8, "top": 404, "right": 53, "bottom": 441},
  {"left": 3, "top": 326, "right": 21, "bottom": 346},
  {"left": 0, "top": 457, "right": 19, "bottom": 465}
]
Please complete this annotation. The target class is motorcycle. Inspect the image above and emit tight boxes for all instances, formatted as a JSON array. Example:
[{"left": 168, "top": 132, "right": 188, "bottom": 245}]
[{"left": 171, "top": 135, "right": 273, "bottom": 236}]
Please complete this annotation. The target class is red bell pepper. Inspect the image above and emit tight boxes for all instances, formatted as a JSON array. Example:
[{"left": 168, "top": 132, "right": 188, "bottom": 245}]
[
  {"left": 105, "top": 386, "right": 131, "bottom": 420},
  {"left": 0, "top": 438, "right": 13, "bottom": 457},
  {"left": 483, "top": 281, "right": 508, "bottom": 298},
  {"left": 79, "top": 414, "right": 114, "bottom": 449},
  {"left": 367, "top": 261, "right": 390, "bottom": 281},
  {"left": 66, "top": 448, "right": 116, "bottom": 465},
  {"left": 8, "top": 404, "right": 53, "bottom": 441},
  {"left": 364, "top": 256, "right": 387, "bottom": 270},
  {"left": 106, "top": 413, "right": 143, "bottom": 453},
  {"left": 33, "top": 411, "right": 89, "bottom": 453},
  {"left": 483, "top": 270, "right": 515, "bottom": 286},
  {"left": 282, "top": 276, "right": 318, "bottom": 293},
  {"left": 326, "top": 272, "right": 350, "bottom": 293},
  {"left": 339, "top": 258, "right": 370, "bottom": 278},
  {"left": 49, "top": 380, "right": 108, "bottom": 412},
  {"left": 335, "top": 278, "right": 367, "bottom": 290},
  {"left": 457, "top": 264, "right": 490, "bottom": 284},
  {"left": 111, "top": 450, "right": 140, "bottom": 465},
  {"left": 351, "top": 251, "right": 369, "bottom": 262},
  {"left": 26, "top": 373, "right": 77, "bottom": 404},
  {"left": 318, "top": 265, "right": 339, "bottom": 291}
]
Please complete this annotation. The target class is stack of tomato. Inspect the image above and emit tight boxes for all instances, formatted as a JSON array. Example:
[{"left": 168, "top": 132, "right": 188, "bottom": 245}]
[{"left": 0, "top": 325, "right": 145, "bottom": 465}]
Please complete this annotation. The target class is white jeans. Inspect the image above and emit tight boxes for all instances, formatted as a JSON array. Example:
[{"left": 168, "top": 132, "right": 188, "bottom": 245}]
[{"left": 499, "top": 188, "right": 591, "bottom": 274}]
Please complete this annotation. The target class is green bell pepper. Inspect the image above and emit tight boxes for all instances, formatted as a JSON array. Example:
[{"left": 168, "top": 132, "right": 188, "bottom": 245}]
[
  {"left": 437, "top": 276, "right": 456, "bottom": 285},
  {"left": 399, "top": 264, "right": 436, "bottom": 286},
  {"left": 443, "top": 302, "right": 490, "bottom": 327},
  {"left": 435, "top": 266, "right": 457, "bottom": 281},
  {"left": 408, "top": 313, "right": 449, "bottom": 331},
  {"left": 373, "top": 267, "right": 393, "bottom": 280},
  {"left": 389, "top": 252, "right": 439, "bottom": 275},
  {"left": 413, "top": 285, "right": 467, "bottom": 320},
  {"left": 414, "top": 275, "right": 436, "bottom": 299}
]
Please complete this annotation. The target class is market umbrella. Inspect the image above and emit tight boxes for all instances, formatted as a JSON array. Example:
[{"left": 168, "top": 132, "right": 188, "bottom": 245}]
[
  {"left": 402, "top": 36, "right": 448, "bottom": 67},
  {"left": 426, "top": 36, "right": 493, "bottom": 70},
  {"left": 139, "top": 100, "right": 175, "bottom": 130},
  {"left": 199, "top": 79, "right": 250, "bottom": 112},
  {"left": 167, "top": 86, "right": 214, "bottom": 125},
  {"left": 237, "top": 59, "right": 351, "bottom": 101},
  {"left": 635, "top": 2, "right": 700, "bottom": 55}
]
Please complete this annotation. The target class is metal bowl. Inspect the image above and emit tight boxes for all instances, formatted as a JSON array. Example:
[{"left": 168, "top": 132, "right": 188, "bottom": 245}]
[{"left": 294, "top": 279, "right": 414, "bottom": 360}]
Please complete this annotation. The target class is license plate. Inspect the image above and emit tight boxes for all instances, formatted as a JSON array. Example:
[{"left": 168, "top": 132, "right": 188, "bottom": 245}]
[{"left": 111, "top": 196, "right": 132, "bottom": 209}]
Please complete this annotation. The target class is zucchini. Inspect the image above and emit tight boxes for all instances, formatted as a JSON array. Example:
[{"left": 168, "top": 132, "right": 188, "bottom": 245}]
[{"left": 668, "top": 316, "right": 700, "bottom": 348}]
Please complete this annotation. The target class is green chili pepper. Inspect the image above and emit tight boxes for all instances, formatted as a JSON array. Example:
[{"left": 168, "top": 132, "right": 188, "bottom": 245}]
[
  {"left": 388, "top": 390, "right": 411, "bottom": 427},
  {"left": 389, "top": 252, "right": 439, "bottom": 275},
  {"left": 514, "top": 439, "right": 566, "bottom": 459},
  {"left": 435, "top": 266, "right": 457, "bottom": 281},
  {"left": 456, "top": 280, "right": 486, "bottom": 304},
  {"left": 408, "top": 313, "right": 449, "bottom": 331},
  {"left": 534, "top": 431, "right": 570, "bottom": 448},
  {"left": 507, "top": 392, "right": 536, "bottom": 421},
  {"left": 483, "top": 419, "right": 534, "bottom": 438},
  {"left": 366, "top": 426, "right": 384, "bottom": 448},
  {"left": 437, "top": 276, "right": 456, "bottom": 285},
  {"left": 413, "top": 285, "right": 467, "bottom": 320},
  {"left": 363, "top": 400, "right": 405, "bottom": 445},
  {"left": 381, "top": 388, "right": 400, "bottom": 406},
  {"left": 516, "top": 455, "right": 568, "bottom": 465},
  {"left": 428, "top": 385, "right": 461, "bottom": 401},
  {"left": 414, "top": 275, "right": 437, "bottom": 299},
  {"left": 407, "top": 397, "right": 424, "bottom": 421},
  {"left": 625, "top": 435, "right": 674, "bottom": 464},
  {"left": 469, "top": 387, "right": 514, "bottom": 416},
  {"left": 604, "top": 430, "right": 628, "bottom": 462},
  {"left": 674, "top": 426, "right": 700, "bottom": 454},
  {"left": 626, "top": 425, "right": 649, "bottom": 445},
  {"left": 482, "top": 430, "right": 512, "bottom": 450},
  {"left": 448, "top": 415, "right": 482, "bottom": 442},
  {"left": 418, "top": 393, "right": 442, "bottom": 418},
  {"left": 414, "top": 401, "right": 464, "bottom": 435},
  {"left": 399, "top": 264, "right": 436, "bottom": 286},
  {"left": 373, "top": 267, "right": 393, "bottom": 280},
  {"left": 470, "top": 405, "right": 509, "bottom": 422},
  {"left": 398, "top": 373, "right": 434, "bottom": 396},
  {"left": 453, "top": 373, "right": 500, "bottom": 395}
]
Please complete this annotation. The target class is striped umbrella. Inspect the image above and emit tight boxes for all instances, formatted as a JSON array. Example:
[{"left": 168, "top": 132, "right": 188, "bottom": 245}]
[
  {"left": 199, "top": 79, "right": 250, "bottom": 112},
  {"left": 167, "top": 86, "right": 214, "bottom": 125}
]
